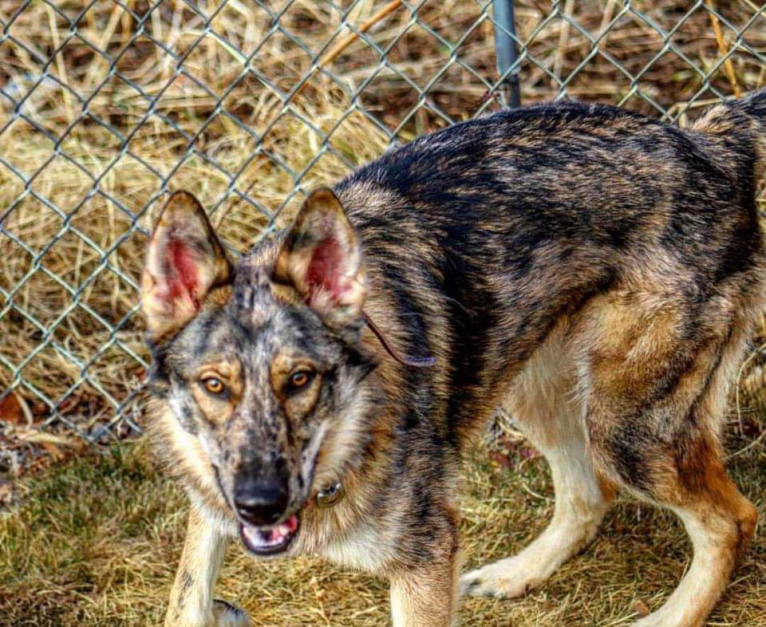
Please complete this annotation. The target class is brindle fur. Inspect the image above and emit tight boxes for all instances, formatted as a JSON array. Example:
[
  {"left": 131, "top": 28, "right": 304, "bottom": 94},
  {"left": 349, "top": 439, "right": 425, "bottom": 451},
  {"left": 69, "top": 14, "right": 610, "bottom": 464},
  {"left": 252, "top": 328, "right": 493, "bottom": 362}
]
[{"left": 143, "top": 91, "right": 766, "bottom": 627}]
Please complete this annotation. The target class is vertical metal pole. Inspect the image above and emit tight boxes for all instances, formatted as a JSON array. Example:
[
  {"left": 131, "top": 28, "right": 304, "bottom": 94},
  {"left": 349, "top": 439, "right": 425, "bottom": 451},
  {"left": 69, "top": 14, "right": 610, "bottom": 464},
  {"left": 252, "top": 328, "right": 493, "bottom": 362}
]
[{"left": 493, "top": 0, "right": 521, "bottom": 108}]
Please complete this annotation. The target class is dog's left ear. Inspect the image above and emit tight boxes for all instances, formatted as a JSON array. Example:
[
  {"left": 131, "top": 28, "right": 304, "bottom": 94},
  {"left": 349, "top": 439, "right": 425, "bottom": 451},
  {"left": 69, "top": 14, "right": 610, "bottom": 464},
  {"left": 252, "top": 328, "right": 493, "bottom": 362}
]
[{"left": 274, "top": 188, "right": 366, "bottom": 329}]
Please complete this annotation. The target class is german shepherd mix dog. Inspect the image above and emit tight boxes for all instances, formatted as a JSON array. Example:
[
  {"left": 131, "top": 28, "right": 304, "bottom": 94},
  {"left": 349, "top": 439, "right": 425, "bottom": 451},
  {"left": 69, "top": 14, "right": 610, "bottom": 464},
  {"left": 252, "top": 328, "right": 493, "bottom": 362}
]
[{"left": 142, "top": 91, "right": 766, "bottom": 627}]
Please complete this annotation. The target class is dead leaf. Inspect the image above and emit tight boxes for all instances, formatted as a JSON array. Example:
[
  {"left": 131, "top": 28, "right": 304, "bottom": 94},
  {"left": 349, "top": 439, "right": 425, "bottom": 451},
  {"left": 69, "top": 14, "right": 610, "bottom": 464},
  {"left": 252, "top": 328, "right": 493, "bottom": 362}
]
[
  {"left": 0, "top": 393, "right": 23, "bottom": 425},
  {"left": 631, "top": 599, "right": 651, "bottom": 617},
  {"left": 489, "top": 450, "right": 514, "bottom": 470}
]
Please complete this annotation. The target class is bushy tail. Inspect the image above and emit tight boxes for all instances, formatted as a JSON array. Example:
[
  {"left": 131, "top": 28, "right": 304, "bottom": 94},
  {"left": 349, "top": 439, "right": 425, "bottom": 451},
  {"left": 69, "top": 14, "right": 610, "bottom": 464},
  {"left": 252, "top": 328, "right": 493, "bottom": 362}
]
[
  {"left": 733, "top": 88, "right": 766, "bottom": 123},
  {"left": 693, "top": 88, "right": 766, "bottom": 181}
]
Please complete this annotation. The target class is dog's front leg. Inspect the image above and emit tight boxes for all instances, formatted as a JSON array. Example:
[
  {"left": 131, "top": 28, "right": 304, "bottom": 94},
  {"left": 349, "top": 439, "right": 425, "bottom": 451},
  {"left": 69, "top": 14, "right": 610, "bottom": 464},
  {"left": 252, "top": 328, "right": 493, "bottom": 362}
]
[
  {"left": 165, "top": 505, "right": 249, "bottom": 627},
  {"left": 390, "top": 557, "right": 459, "bottom": 627}
]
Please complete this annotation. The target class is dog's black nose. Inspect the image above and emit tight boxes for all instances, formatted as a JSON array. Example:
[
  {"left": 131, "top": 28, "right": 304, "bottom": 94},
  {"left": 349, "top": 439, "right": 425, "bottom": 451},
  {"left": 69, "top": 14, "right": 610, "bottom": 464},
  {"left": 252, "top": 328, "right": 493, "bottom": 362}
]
[{"left": 233, "top": 477, "right": 289, "bottom": 526}]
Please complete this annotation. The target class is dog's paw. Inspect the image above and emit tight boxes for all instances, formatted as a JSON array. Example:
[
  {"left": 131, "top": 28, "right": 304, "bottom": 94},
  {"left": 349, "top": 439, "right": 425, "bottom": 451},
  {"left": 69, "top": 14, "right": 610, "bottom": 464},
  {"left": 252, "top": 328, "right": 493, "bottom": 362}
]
[
  {"left": 460, "top": 561, "right": 541, "bottom": 600},
  {"left": 628, "top": 600, "right": 691, "bottom": 627},
  {"left": 212, "top": 600, "right": 251, "bottom": 627},
  {"left": 630, "top": 613, "right": 676, "bottom": 627}
]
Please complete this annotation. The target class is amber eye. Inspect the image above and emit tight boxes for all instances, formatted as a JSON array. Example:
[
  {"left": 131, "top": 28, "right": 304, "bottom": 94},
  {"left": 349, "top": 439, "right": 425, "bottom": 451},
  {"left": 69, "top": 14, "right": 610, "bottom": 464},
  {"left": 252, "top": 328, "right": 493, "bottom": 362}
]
[
  {"left": 289, "top": 370, "right": 313, "bottom": 391},
  {"left": 202, "top": 377, "right": 225, "bottom": 395}
]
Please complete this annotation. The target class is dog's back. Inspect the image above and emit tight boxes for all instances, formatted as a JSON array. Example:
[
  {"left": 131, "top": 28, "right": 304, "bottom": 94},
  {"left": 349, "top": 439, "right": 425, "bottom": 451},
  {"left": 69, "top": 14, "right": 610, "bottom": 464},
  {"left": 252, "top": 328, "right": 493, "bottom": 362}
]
[{"left": 336, "top": 95, "right": 766, "bottom": 448}]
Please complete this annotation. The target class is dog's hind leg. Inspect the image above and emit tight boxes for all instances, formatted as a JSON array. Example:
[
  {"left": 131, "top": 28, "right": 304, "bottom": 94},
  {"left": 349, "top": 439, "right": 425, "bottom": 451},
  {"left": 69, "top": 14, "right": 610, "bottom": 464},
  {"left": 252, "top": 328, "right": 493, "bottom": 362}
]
[
  {"left": 165, "top": 504, "right": 249, "bottom": 627},
  {"left": 588, "top": 403, "right": 757, "bottom": 627},
  {"left": 462, "top": 328, "right": 615, "bottom": 599},
  {"left": 581, "top": 291, "right": 758, "bottom": 627},
  {"left": 630, "top": 448, "right": 757, "bottom": 627}
]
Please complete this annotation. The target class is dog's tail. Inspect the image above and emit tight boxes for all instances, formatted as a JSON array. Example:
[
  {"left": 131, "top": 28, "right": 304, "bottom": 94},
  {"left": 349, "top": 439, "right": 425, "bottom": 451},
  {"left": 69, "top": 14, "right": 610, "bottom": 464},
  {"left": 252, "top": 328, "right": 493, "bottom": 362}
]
[{"left": 692, "top": 88, "right": 766, "bottom": 182}]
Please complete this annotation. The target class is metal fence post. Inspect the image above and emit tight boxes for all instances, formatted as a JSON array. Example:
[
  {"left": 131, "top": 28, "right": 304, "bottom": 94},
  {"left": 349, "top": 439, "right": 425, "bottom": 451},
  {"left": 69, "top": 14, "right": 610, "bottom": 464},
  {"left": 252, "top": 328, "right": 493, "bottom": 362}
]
[{"left": 493, "top": 0, "right": 521, "bottom": 107}]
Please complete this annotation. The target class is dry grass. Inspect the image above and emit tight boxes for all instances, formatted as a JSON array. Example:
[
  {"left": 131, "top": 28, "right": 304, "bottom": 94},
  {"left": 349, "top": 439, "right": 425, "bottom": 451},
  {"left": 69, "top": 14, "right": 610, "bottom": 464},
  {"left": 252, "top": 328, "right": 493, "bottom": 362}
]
[{"left": 0, "top": 431, "right": 764, "bottom": 627}]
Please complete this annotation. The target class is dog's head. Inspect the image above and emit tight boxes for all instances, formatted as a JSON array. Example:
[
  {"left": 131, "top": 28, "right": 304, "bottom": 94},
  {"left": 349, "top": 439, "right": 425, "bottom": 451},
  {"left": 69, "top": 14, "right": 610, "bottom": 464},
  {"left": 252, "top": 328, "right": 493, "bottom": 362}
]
[{"left": 142, "top": 189, "right": 375, "bottom": 556}]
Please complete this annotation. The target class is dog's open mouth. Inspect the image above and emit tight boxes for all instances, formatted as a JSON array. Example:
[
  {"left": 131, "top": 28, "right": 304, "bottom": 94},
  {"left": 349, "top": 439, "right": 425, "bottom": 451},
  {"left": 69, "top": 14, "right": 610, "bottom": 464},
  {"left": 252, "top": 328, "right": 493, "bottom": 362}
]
[{"left": 239, "top": 514, "right": 300, "bottom": 556}]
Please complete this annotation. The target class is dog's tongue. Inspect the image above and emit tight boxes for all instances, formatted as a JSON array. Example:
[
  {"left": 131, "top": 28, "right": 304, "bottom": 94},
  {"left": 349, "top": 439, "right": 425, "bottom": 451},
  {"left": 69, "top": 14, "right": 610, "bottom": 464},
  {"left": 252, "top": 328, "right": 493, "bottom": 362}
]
[
  {"left": 276, "top": 515, "right": 299, "bottom": 537},
  {"left": 240, "top": 515, "right": 299, "bottom": 553}
]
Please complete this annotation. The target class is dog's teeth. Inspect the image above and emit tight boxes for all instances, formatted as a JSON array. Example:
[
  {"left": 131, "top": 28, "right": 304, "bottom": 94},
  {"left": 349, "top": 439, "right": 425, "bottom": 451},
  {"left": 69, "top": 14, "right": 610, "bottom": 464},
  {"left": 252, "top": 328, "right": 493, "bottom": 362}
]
[
  {"left": 239, "top": 515, "right": 299, "bottom": 554},
  {"left": 243, "top": 525, "right": 276, "bottom": 548}
]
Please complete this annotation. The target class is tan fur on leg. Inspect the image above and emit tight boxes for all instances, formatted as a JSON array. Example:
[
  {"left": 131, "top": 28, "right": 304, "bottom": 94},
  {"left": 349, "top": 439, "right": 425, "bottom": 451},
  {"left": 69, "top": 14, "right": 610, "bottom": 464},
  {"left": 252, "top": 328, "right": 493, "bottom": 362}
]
[
  {"left": 165, "top": 505, "right": 249, "bottom": 627},
  {"left": 463, "top": 327, "right": 615, "bottom": 599},
  {"left": 632, "top": 460, "right": 757, "bottom": 627},
  {"left": 579, "top": 287, "right": 762, "bottom": 627},
  {"left": 461, "top": 437, "right": 613, "bottom": 599},
  {"left": 391, "top": 559, "right": 459, "bottom": 627}
]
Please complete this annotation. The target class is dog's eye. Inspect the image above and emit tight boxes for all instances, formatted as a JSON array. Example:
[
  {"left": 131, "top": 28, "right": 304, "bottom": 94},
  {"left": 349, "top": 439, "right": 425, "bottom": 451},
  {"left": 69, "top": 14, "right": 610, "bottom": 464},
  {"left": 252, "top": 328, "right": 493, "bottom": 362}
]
[
  {"left": 288, "top": 370, "right": 313, "bottom": 391},
  {"left": 202, "top": 377, "right": 225, "bottom": 395}
]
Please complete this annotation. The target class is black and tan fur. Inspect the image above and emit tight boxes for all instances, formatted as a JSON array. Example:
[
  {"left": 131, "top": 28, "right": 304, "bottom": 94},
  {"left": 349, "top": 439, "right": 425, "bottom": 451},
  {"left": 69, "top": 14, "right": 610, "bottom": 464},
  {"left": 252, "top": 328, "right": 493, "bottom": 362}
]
[{"left": 142, "top": 91, "right": 766, "bottom": 627}]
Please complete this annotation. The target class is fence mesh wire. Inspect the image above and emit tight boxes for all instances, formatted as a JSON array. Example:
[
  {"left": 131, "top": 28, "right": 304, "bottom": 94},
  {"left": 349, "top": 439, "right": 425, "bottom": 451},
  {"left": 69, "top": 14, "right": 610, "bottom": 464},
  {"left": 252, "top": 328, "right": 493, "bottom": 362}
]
[{"left": 1, "top": 0, "right": 765, "bottom": 444}]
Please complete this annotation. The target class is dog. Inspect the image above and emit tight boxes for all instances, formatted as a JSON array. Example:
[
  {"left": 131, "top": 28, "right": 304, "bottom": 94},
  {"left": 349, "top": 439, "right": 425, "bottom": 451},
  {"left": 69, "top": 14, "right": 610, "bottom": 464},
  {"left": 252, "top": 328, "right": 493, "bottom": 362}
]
[{"left": 141, "top": 91, "right": 766, "bottom": 627}]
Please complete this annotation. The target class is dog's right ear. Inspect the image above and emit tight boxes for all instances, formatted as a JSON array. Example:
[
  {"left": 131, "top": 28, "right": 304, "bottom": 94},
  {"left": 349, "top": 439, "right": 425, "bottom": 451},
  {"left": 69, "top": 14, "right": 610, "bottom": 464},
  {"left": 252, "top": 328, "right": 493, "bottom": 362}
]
[{"left": 141, "top": 191, "right": 232, "bottom": 343}]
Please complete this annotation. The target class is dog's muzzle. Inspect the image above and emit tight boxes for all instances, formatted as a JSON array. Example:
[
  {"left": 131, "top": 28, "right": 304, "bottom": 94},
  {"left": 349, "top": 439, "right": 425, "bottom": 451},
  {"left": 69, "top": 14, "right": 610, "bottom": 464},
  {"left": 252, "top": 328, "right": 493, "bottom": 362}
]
[{"left": 238, "top": 481, "right": 345, "bottom": 557}]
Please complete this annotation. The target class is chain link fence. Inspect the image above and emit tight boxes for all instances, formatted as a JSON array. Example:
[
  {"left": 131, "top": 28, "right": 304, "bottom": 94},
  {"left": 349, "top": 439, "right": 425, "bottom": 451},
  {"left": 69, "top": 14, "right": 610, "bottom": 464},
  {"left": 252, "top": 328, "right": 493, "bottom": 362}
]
[{"left": 1, "top": 0, "right": 765, "bottom": 446}]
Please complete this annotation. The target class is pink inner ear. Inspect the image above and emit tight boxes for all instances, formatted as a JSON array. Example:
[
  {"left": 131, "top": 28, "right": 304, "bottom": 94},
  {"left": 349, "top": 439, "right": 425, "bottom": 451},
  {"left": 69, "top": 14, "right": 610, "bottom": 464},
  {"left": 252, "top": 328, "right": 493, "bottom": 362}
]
[
  {"left": 166, "top": 238, "right": 201, "bottom": 309},
  {"left": 306, "top": 236, "right": 346, "bottom": 304}
]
